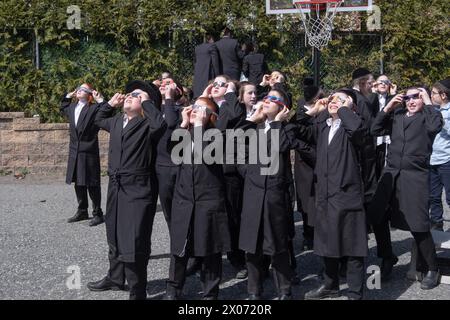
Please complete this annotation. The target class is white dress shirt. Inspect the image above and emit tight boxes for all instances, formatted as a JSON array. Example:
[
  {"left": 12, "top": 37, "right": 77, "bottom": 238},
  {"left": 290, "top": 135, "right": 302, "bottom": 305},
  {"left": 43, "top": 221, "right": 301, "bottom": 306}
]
[
  {"left": 74, "top": 101, "right": 86, "bottom": 127},
  {"left": 326, "top": 118, "right": 341, "bottom": 145},
  {"left": 264, "top": 119, "right": 275, "bottom": 133},
  {"left": 376, "top": 94, "right": 391, "bottom": 146},
  {"left": 123, "top": 114, "right": 129, "bottom": 128}
]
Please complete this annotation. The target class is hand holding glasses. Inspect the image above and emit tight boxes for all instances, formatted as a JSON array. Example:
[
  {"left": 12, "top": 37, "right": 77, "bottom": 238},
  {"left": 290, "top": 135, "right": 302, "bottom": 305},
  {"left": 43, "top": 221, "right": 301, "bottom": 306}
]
[
  {"left": 108, "top": 93, "right": 126, "bottom": 108},
  {"left": 192, "top": 104, "right": 218, "bottom": 117}
]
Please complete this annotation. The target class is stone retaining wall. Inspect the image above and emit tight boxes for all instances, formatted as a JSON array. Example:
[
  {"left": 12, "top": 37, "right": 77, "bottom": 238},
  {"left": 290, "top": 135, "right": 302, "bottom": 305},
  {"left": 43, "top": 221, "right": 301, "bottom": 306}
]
[{"left": 0, "top": 113, "right": 109, "bottom": 175}]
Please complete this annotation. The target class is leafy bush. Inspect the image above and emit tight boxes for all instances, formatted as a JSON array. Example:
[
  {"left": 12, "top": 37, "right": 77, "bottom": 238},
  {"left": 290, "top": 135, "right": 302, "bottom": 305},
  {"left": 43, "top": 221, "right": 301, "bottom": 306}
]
[{"left": 0, "top": 0, "right": 448, "bottom": 121}]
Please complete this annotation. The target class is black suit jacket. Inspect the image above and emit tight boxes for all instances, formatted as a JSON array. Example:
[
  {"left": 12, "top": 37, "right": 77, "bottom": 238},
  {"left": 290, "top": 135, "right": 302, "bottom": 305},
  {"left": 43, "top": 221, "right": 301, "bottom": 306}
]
[
  {"left": 193, "top": 42, "right": 220, "bottom": 98},
  {"left": 242, "top": 52, "right": 268, "bottom": 85},
  {"left": 60, "top": 96, "right": 101, "bottom": 186},
  {"left": 215, "top": 36, "right": 245, "bottom": 80}
]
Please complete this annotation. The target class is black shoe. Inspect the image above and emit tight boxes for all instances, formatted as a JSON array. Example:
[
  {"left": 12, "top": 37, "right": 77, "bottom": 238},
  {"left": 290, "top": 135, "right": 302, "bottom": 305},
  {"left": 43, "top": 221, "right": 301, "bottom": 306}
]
[
  {"left": 304, "top": 285, "right": 340, "bottom": 300},
  {"left": 87, "top": 277, "right": 125, "bottom": 292},
  {"left": 302, "top": 238, "right": 314, "bottom": 251},
  {"left": 431, "top": 222, "right": 444, "bottom": 232},
  {"left": 236, "top": 268, "right": 248, "bottom": 280},
  {"left": 347, "top": 295, "right": 362, "bottom": 300},
  {"left": 279, "top": 294, "right": 292, "bottom": 300},
  {"left": 247, "top": 294, "right": 261, "bottom": 300},
  {"left": 381, "top": 255, "right": 399, "bottom": 280},
  {"left": 67, "top": 210, "right": 89, "bottom": 223},
  {"left": 203, "top": 296, "right": 218, "bottom": 300},
  {"left": 89, "top": 215, "right": 104, "bottom": 227},
  {"left": 420, "top": 271, "right": 440, "bottom": 290}
]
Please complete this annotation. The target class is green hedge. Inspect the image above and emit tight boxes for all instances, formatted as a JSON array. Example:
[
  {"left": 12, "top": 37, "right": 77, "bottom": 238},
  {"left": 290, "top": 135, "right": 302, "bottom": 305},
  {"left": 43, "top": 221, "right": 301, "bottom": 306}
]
[{"left": 0, "top": 0, "right": 448, "bottom": 122}]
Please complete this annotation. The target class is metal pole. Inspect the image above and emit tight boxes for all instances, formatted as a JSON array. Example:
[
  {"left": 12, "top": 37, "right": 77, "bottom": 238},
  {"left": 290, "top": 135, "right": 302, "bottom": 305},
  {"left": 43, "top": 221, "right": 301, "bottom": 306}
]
[
  {"left": 34, "top": 29, "right": 40, "bottom": 69},
  {"left": 313, "top": 47, "right": 321, "bottom": 86},
  {"left": 380, "top": 34, "right": 384, "bottom": 75}
]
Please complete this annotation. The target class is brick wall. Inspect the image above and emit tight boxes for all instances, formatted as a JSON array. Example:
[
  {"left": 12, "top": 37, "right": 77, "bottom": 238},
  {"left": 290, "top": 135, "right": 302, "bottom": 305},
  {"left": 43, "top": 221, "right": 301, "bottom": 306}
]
[{"left": 0, "top": 113, "right": 109, "bottom": 175}]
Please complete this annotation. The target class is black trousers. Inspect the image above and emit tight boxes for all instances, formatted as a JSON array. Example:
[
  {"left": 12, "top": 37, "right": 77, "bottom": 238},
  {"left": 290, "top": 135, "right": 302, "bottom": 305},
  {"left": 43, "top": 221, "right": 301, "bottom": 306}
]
[
  {"left": 167, "top": 253, "right": 222, "bottom": 298},
  {"left": 375, "top": 143, "right": 388, "bottom": 181},
  {"left": 372, "top": 212, "right": 394, "bottom": 259},
  {"left": 410, "top": 231, "right": 438, "bottom": 273},
  {"left": 373, "top": 216, "right": 438, "bottom": 272},
  {"left": 155, "top": 165, "right": 178, "bottom": 227},
  {"left": 224, "top": 172, "right": 246, "bottom": 270},
  {"left": 107, "top": 253, "right": 149, "bottom": 300},
  {"left": 323, "top": 256, "right": 365, "bottom": 299},
  {"left": 74, "top": 185, "right": 102, "bottom": 215},
  {"left": 246, "top": 251, "right": 294, "bottom": 296},
  {"left": 301, "top": 210, "right": 314, "bottom": 242}
]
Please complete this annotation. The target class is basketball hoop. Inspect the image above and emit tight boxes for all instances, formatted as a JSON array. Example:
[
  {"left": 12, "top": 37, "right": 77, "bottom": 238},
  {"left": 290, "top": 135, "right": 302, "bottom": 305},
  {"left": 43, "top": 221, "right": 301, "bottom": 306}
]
[{"left": 294, "top": 0, "right": 344, "bottom": 50}]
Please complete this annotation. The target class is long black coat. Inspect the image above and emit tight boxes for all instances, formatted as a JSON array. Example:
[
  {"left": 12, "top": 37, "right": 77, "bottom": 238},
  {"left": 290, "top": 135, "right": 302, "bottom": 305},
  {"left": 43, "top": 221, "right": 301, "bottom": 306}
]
[
  {"left": 156, "top": 99, "right": 182, "bottom": 167},
  {"left": 239, "top": 121, "right": 294, "bottom": 256},
  {"left": 193, "top": 42, "right": 221, "bottom": 99},
  {"left": 294, "top": 108, "right": 368, "bottom": 258},
  {"left": 293, "top": 106, "right": 317, "bottom": 227},
  {"left": 215, "top": 36, "right": 245, "bottom": 81},
  {"left": 94, "top": 101, "right": 166, "bottom": 263},
  {"left": 60, "top": 97, "right": 101, "bottom": 186},
  {"left": 169, "top": 94, "right": 244, "bottom": 257},
  {"left": 351, "top": 90, "right": 379, "bottom": 206},
  {"left": 242, "top": 52, "right": 268, "bottom": 85},
  {"left": 368, "top": 106, "right": 443, "bottom": 232}
]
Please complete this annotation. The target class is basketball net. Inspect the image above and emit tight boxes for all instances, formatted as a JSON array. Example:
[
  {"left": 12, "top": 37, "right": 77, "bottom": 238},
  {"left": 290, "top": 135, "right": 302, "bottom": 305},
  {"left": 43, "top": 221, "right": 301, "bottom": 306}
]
[{"left": 294, "top": 0, "right": 344, "bottom": 50}]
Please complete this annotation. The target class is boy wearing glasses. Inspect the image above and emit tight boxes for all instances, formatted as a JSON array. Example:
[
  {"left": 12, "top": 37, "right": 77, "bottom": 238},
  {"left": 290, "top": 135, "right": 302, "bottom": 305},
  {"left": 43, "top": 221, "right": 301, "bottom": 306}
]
[
  {"left": 429, "top": 79, "right": 450, "bottom": 231},
  {"left": 165, "top": 89, "right": 244, "bottom": 300},
  {"left": 238, "top": 89, "right": 295, "bottom": 300},
  {"left": 368, "top": 87, "right": 443, "bottom": 290},
  {"left": 60, "top": 83, "right": 105, "bottom": 227},
  {"left": 87, "top": 80, "right": 166, "bottom": 300},
  {"left": 294, "top": 89, "right": 368, "bottom": 300}
]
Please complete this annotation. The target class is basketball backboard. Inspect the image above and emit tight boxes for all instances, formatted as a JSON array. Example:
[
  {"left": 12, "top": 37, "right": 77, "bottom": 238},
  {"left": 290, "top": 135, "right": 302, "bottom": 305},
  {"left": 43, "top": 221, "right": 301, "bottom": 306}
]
[{"left": 266, "top": 0, "right": 373, "bottom": 14}]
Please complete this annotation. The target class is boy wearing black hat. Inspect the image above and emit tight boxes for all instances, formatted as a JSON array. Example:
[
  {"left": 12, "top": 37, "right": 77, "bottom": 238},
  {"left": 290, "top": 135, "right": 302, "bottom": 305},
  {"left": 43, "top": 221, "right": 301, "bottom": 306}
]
[
  {"left": 87, "top": 80, "right": 166, "bottom": 300},
  {"left": 429, "top": 78, "right": 450, "bottom": 231}
]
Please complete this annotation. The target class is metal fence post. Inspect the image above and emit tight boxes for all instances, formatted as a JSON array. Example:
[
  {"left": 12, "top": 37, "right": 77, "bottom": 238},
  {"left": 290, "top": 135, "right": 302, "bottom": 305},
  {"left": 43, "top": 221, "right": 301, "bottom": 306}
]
[{"left": 33, "top": 28, "right": 40, "bottom": 70}]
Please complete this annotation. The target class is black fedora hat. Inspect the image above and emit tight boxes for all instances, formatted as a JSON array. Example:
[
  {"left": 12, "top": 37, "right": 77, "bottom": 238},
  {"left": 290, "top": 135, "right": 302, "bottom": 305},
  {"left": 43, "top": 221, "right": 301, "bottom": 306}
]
[
  {"left": 335, "top": 88, "right": 358, "bottom": 106},
  {"left": 125, "top": 80, "right": 162, "bottom": 110}
]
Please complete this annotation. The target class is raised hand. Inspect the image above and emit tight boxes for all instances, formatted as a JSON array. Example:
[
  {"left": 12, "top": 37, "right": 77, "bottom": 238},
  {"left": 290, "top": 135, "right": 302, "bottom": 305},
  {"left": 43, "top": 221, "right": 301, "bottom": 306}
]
[
  {"left": 342, "top": 96, "right": 353, "bottom": 109},
  {"left": 194, "top": 107, "right": 207, "bottom": 127},
  {"left": 418, "top": 88, "right": 432, "bottom": 105},
  {"left": 249, "top": 103, "right": 266, "bottom": 124},
  {"left": 181, "top": 106, "right": 192, "bottom": 128},
  {"left": 390, "top": 83, "right": 398, "bottom": 95},
  {"left": 201, "top": 84, "right": 213, "bottom": 98},
  {"left": 260, "top": 74, "right": 271, "bottom": 86},
  {"left": 92, "top": 90, "right": 104, "bottom": 103},
  {"left": 226, "top": 81, "right": 236, "bottom": 93},
  {"left": 275, "top": 106, "right": 290, "bottom": 122},
  {"left": 384, "top": 94, "right": 404, "bottom": 113},
  {"left": 165, "top": 83, "right": 177, "bottom": 100},
  {"left": 108, "top": 93, "right": 125, "bottom": 108},
  {"left": 66, "top": 88, "right": 77, "bottom": 99}
]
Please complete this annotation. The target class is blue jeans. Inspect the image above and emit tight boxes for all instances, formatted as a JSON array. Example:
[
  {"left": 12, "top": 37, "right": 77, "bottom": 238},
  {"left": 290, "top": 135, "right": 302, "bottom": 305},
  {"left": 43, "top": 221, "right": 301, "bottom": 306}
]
[{"left": 429, "top": 160, "right": 450, "bottom": 224}]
